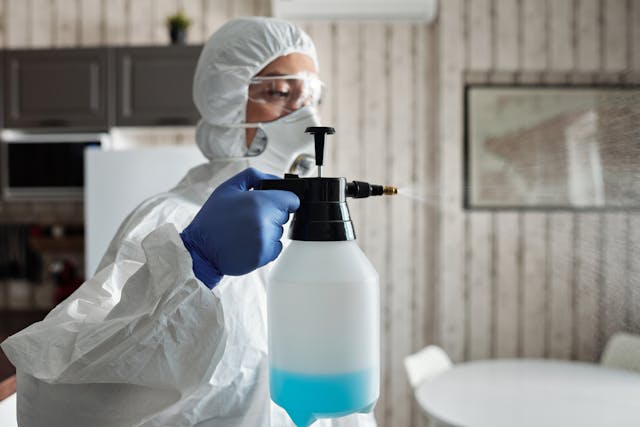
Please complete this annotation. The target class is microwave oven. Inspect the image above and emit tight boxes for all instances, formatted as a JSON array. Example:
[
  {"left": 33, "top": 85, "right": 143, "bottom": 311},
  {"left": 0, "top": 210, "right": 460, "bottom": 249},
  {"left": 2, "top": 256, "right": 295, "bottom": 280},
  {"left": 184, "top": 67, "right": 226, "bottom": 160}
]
[{"left": 1, "top": 130, "right": 110, "bottom": 200}]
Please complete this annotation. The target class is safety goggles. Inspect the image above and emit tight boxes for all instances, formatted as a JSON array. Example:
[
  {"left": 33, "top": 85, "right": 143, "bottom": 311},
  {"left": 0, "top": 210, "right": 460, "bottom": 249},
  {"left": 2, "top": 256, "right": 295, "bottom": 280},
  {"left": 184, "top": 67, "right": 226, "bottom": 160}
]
[{"left": 247, "top": 72, "right": 324, "bottom": 114}]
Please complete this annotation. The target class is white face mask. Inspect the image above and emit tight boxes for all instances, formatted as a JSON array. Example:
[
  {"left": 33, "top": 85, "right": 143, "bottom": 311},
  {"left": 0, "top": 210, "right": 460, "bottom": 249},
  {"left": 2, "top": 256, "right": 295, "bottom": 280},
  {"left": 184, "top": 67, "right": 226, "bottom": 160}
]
[{"left": 246, "top": 106, "right": 321, "bottom": 176}]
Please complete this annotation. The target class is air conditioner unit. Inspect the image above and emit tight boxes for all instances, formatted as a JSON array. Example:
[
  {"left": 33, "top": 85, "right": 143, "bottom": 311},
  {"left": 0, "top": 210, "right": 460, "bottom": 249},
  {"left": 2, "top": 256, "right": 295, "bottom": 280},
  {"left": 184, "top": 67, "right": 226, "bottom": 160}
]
[{"left": 272, "top": 0, "right": 438, "bottom": 23}]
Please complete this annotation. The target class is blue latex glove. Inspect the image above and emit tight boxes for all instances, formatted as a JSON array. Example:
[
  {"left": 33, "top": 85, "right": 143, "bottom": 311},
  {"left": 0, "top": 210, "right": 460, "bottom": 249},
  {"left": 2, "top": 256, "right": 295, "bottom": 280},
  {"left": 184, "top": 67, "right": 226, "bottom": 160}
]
[{"left": 180, "top": 168, "right": 299, "bottom": 289}]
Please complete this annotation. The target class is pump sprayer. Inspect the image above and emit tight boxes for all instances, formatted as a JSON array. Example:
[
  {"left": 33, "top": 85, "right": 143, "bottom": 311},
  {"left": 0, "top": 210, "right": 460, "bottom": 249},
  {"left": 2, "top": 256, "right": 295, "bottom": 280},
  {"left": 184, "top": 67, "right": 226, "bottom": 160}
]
[
  {"left": 258, "top": 127, "right": 396, "bottom": 426},
  {"left": 259, "top": 127, "right": 397, "bottom": 241}
]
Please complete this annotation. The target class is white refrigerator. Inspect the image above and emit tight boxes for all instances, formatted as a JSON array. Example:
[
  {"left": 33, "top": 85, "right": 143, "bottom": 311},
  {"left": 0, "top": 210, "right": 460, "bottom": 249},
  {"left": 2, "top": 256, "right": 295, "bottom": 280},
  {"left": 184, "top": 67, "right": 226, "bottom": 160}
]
[{"left": 84, "top": 145, "right": 205, "bottom": 278}]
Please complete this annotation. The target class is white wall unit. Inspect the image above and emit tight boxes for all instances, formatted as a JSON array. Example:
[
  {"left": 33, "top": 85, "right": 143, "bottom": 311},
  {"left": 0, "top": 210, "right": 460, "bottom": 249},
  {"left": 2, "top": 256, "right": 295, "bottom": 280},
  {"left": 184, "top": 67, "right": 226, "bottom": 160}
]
[
  {"left": 84, "top": 146, "right": 205, "bottom": 277},
  {"left": 272, "top": 0, "right": 438, "bottom": 22}
]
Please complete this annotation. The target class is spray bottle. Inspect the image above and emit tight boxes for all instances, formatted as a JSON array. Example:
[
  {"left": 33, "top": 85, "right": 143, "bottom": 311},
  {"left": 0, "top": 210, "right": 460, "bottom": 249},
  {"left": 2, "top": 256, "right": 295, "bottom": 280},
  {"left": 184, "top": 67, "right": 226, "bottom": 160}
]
[{"left": 258, "top": 127, "right": 397, "bottom": 426}]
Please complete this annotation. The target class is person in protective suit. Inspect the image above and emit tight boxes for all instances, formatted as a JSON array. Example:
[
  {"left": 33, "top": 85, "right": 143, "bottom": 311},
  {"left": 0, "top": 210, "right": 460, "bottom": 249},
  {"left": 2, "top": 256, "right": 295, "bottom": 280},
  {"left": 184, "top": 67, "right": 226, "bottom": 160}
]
[{"left": 1, "top": 17, "right": 377, "bottom": 427}]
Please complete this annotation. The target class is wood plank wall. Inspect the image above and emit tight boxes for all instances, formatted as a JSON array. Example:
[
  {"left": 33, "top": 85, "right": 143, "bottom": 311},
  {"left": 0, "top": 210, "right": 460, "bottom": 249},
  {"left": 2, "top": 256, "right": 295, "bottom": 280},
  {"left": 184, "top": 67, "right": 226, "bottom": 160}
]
[
  {"left": 439, "top": 0, "right": 640, "bottom": 375},
  {"left": 438, "top": 0, "right": 639, "bottom": 425},
  {"left": 0, "top": 1, "right": 638, "bottom": 427}
]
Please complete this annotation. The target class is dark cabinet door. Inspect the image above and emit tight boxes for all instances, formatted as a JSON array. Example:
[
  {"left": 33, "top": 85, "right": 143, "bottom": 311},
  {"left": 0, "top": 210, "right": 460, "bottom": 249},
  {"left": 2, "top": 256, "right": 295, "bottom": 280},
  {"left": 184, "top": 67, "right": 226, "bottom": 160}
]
[
  {"left": 4, "top": 48, "right": 110, "bottom": 129},
  {"left": 116, "top": 46, "right": 201, "bottom": 126}
]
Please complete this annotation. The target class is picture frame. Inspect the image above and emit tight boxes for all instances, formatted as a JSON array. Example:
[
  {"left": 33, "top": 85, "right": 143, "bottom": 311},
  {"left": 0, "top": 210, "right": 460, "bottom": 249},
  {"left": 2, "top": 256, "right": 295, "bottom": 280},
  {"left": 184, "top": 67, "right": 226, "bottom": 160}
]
[{"left": 464, "top": 76, "right": 640, "bottom": 210}]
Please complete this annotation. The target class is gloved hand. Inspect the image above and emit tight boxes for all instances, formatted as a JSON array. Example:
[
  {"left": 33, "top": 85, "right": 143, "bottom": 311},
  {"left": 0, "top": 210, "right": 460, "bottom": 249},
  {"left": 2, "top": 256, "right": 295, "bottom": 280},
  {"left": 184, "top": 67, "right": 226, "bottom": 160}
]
[{"left": 180, "top": 167, "right": 299, "bottom": 289}]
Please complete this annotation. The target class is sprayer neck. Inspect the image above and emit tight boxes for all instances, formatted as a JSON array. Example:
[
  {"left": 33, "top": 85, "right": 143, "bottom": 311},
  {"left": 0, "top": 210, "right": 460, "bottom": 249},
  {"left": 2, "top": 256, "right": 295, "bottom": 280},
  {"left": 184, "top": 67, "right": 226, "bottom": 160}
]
[{"left": 288, "top": 177, "right": 356, "bottom": 241}]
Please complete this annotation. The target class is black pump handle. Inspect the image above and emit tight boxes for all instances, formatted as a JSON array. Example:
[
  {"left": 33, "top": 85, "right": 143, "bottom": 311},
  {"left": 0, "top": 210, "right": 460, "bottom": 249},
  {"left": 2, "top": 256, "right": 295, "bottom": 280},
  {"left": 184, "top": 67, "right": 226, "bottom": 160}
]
[{"left": 305, "top": 127, "right": 335, "bottom": 167}]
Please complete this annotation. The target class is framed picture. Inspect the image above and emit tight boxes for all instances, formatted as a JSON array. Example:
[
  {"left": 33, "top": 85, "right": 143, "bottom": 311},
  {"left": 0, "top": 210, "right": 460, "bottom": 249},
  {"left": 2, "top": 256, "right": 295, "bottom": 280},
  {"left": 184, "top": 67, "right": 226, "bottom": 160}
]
[{"left": 464, "top": 84, "right": 640, "bottom": 210}]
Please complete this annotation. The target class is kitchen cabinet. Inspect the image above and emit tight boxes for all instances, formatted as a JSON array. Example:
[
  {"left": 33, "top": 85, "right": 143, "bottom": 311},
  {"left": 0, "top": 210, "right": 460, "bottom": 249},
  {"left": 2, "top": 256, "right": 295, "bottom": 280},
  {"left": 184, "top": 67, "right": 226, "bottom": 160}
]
[
  {"left": 115, "top": 45, "right": 201, "bottom": 126},
  {"left": 4, "top": 48, "right": 111, "bottom": 129}
]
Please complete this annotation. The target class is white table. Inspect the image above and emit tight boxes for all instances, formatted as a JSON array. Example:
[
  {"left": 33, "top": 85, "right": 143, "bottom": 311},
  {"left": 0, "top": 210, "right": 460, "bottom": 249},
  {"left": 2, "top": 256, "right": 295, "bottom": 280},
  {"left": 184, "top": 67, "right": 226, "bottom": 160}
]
[{"left": 415, "top": 359, "right": 640, "bottom": 427}]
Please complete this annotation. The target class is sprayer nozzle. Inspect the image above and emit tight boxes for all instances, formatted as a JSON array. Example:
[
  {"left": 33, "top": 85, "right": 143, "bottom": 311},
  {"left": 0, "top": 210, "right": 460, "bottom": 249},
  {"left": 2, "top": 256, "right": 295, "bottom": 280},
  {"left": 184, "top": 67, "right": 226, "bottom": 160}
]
[
  {"left": 346, "top": 181, "right": 399, "bottom": 198},
  {"left": 383, "top": 186, "right": 398, "bottom": 196}
]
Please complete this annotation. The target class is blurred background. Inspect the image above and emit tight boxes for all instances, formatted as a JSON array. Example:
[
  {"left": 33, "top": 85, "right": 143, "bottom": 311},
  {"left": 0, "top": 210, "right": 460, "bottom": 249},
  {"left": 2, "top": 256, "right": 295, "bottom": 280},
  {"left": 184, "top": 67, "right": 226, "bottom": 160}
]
[{"left": 0, "top": 0, "right": 638, "bottom": 426}]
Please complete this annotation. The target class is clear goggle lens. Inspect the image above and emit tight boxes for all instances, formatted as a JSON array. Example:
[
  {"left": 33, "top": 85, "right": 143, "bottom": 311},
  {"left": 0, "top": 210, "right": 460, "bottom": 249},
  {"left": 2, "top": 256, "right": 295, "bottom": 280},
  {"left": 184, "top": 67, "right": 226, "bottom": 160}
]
[{"left": 248, "top": 72, "right": 324, "bottom": 114}]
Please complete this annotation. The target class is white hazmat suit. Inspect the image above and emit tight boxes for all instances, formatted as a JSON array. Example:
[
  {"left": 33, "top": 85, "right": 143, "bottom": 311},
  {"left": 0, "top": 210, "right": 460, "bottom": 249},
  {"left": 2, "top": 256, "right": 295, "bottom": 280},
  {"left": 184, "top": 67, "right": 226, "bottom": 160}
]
[{"left": 1, "top": 17, "right": 377, "bottom": 427}]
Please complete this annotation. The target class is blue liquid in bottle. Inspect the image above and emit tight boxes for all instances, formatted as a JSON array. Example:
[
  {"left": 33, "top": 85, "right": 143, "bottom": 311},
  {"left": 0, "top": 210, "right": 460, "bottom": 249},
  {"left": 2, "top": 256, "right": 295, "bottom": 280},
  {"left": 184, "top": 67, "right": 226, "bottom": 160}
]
[{"left": 270, "top": 367, "right": 378, "bottom": 427}]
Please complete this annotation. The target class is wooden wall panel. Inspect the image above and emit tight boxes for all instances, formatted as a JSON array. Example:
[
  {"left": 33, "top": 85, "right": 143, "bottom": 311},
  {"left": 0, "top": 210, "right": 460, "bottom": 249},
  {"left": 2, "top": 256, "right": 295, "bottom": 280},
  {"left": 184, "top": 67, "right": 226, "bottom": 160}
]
[
  {"left": 518, "top": 0, "right": 548, "bottom": 359},
  {"left": 32, "top": 0, "right": 53, "bottom": 47},
  {"left": 601, "top": 214, "right": 628, "bottom": 342},
  {"left": 575, "top": 214, "right": 601, "bottom": 361},
  {"left": 465, "top": 0, "right": 493, "bottom": 362},
  {"left": 549, "top": 0, "right": 573, "bottom": 71},
  {"left": 494, "top": 0, "right": 518, "bottom": 71},
  {"left": 438, "top": 0, "right": 466, "bottom": 364},
  {"left": 494, "top": 212, "right": 519, "bottom": 357},
  {"left": 359, "top": 21, "right": 390, "bottom": 425},
  {"left": 632, "top": 0, "right": 640, "bottom": 71},
  {"left": 576, "top": 0, "right": 600, "bottom": 70},
  {"left": 466, "top": 212, "right": 492, "bottom": 359},
  {"left": 603, "top": 0, "right": 627, "bottom": 70},
  {"left": 548, "top": 214, "right": 574, "bottom": 359},
  {"left": 79, "top": 0, "right": 103, "bottom": 46},
  {"left": 0, "top": 0, "right": 5, "bottom": 48},
  {"left": 202, "top": 0, "right": 232, "bottom": 37},
  {"left": 104, "top": 0, "right": 126, "bottom": 44},
  {"left": 467, "top": 0, "right": 492, "bottom": 70},
  {"left": 53, "top": 0, "right": 78, "bottom": 47},
  {"left": 229, "top": 0, "right": 254, "bottom": 17},
  {"left": 6, "top": 0, "right": 28, "bottom": 47},
  {"left": 254, "top": 0, "right": 270, "bottom": 16},
  {"left": 492, "top": 0, "right": 520, "bottom": 359},
  {"left": 418, "top": 22, "right": 438, "bottom": 351},
  {"left": 387, "top": 23, "right": 414, "bottom": 427},
  {"left": 128, "top": 0, "right": 154, "bottom": 45},
  {"left": 411, "top": 22, "right": 432, "bottom": 427},
  {"left": 521, "top": 0, "right": 546, "bottom": 70},
  {"left": 521, "top": 213, "right": 547, "bottom": 357}
]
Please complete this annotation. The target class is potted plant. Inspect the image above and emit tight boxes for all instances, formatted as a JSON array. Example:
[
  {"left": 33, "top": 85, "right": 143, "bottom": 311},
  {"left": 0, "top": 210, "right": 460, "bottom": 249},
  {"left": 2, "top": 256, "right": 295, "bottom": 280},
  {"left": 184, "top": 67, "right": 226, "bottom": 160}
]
[{"left": 166, "top": 10, "right": 191, "bottom": 45}]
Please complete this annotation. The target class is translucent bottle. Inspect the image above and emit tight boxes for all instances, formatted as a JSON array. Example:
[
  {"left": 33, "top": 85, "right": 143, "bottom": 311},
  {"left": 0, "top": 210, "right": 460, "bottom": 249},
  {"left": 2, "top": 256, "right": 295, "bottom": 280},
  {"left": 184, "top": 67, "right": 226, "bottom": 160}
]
[
  {"left": 268, "top": 239, "right": 379, "bottom": 426},
  {"left": 260, "top": 127, "right": 394, "bottom": 426}
]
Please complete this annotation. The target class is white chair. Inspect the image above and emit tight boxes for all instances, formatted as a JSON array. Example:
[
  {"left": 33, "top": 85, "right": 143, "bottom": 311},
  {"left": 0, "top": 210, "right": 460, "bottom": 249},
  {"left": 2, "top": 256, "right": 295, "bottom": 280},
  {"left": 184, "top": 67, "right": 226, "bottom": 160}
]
[
  {"left": 404, "top": 345, "right": 452, "bottom": 389},
  {"left": 405, "top": 346, "right": 453, "bottom": 427},
  {"left": 601, "top": 332, "right": 640, "bottom": 373}
]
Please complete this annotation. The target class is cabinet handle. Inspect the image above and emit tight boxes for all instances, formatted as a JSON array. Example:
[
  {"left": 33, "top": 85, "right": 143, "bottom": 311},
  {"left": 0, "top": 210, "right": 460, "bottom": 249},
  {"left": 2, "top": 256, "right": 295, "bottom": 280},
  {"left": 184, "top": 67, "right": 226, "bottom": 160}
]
[{"left": 38, "top": 119, "right": 70, "bottom": 127}]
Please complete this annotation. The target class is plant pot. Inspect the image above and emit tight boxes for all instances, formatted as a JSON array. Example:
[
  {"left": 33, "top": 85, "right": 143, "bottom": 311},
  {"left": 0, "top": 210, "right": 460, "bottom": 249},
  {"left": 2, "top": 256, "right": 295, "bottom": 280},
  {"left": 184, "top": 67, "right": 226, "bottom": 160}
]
[{"left": 170, "top": 27, "right": 187, "bottom": 45}]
